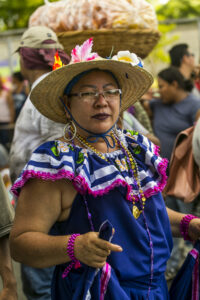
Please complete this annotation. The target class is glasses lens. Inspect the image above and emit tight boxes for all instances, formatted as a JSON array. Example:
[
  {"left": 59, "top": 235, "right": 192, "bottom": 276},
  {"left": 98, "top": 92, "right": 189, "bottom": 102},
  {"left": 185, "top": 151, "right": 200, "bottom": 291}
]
[
  {"left": 104, "top": 89, "right": 121, "bottom": 99},
  {"left": 80, "top": 92, "right": 97, "bottom": 100},
  {"left": 186, "top": 52, "right": 194, "bottom": 57},
  {"left": 79, "top": 89, "right": 121, "bottom": 101}
]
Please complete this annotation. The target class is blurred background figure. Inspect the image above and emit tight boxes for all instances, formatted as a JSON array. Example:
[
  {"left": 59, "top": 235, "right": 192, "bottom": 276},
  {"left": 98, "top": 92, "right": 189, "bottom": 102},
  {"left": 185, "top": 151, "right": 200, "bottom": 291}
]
[
  {"left": 0, "top": 143, "right": 10, "bottom": 190},
  {"left": 192, "top": 118, "right": 200, "bottom": 169},
  {"left": 11, "top": 72, "right": 29, "bottom": 121},
  {"left": 143, "top": 66, "right": 200, "bottom": 280},
  {"left": 0, "top": 173, "right": 17, "bottom": 300},
  {"left": 144, "top": 66, "right": 200, "bottom": 162},
  {"left": 9, "top": 26, "right": 70, "bottom": 300},
  {"left": 0, "top": 75, "right": 15, "bottom": 152},
  {"left": 169, "top": 43, "right": 200, "bottom": 98}
]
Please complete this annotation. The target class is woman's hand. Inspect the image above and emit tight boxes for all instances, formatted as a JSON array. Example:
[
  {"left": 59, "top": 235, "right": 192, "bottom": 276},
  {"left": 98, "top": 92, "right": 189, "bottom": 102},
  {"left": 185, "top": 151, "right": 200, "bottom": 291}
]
[
  {"left": 188, "top": 218, "right": 200, "bottom": 241},
  {"left": 74, "top": 232, "right": 123, "bottom": 268}
]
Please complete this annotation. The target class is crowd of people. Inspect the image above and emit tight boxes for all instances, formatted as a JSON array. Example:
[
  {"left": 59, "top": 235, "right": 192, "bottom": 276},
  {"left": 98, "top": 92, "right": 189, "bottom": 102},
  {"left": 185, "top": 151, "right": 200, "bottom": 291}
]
[{"left": 0, "top": 25, "right": 200, "bottom": 300}]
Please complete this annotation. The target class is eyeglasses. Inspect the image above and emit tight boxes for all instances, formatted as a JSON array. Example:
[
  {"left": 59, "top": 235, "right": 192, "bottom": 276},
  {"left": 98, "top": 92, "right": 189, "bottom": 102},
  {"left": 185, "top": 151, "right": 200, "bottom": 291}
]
[
  {"left": 186, "top": 52, "right": 195, "bottom": 57},
  {"left": 68, "top": 89, "right": 122, "bottom": 102}
]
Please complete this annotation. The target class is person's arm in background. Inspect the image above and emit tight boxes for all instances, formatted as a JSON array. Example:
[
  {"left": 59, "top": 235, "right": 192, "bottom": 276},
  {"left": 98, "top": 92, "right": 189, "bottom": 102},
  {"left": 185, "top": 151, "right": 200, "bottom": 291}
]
[
  {"left": 195, "top": 108, "right": 200, "bottom": 121},
  {"left": 123, "top": 111, "right": 160, "bottom": 146},
  {"left": 0, "top": 175, "right": 17, "bottom": 300},
  {"left": 141, "top": 99, "right": 153, "bottom": 120},
  {"left": 145, "top": 133, "right": 160, "bottom": 146},
  {"left": 134, "top": 101, "right": 153, "bottom": 133},
  {"left": 6, "top": 92, "right": 15, "bottom": 124},
  {"left": 0, "top": 235, "right": 17, "bottom": 300}
]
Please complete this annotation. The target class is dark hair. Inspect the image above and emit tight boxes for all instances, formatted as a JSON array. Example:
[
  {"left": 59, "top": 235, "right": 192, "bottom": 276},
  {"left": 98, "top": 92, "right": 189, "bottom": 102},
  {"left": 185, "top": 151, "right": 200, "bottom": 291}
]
[
  {"left": 158, "top": 67, "right": 193, "bottom": 92},
  {"left": 12, "top": 71, "right": 24, "bottom": 82},
  {"left": 169, "top": 44, "right": 188, "bottom": 67}
]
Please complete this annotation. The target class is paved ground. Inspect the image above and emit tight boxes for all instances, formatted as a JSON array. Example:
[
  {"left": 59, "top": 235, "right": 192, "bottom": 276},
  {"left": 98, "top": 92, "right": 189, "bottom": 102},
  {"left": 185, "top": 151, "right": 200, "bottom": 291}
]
[{"left": 0, "top": 261, "right": 26, "bottom": 299}]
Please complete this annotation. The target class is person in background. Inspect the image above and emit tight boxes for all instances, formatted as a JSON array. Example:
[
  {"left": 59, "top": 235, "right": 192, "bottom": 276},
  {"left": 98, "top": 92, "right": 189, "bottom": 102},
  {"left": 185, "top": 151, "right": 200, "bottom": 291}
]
[
  {"left": 144, "top": 67, "right": 200, "bottom": 162},
  {"left": 9, "top": 26, "right": 70, "bottom": 300},
  {"left": 144, "top": 66, "right": 200, "bottom": 280},
  {"left": 192, "top": 118, "right": 200, "bottom": 219},
  {"left": 0, "top": 174, "right": 17, "bottom": 300},
  {"left": 123, "top": 109, "right": 160, "bottom": 146},
  {"left": 11, "top": 72, "right": 29, "bottom": 121},
  {"left": 0, "top": 76, "right": 15, "bottom": 152},
  {"left": 192, "top": 118, "right": 200, "bottom": 169},
  {"left": 132, "top": 101, "right": 154, "bottom": 134},
  {"left": 169, "top": 43, "right": 200, "bottom": 97},
  {"left": 0, "top": 144, "right": 9, "bottom": 172}
]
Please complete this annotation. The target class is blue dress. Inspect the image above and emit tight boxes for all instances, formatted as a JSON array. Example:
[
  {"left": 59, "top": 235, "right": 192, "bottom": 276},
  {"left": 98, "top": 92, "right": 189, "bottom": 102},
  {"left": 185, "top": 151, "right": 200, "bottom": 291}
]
[{"left": 11, "top": 130, "right": 172, "bottom": 300}]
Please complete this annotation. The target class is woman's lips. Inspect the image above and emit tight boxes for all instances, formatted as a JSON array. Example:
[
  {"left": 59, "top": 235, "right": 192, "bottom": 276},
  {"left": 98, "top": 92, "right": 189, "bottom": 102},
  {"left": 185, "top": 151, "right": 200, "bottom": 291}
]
[{"left": 92, "top": 114, "right": 110, "bottom": 120}]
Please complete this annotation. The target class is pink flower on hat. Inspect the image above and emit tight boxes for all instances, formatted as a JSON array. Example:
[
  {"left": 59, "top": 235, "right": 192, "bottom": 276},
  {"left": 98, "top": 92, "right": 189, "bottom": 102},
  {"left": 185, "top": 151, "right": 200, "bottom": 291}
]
[{"left": 71, "top": 38, "right": 99, "bottom": 63}]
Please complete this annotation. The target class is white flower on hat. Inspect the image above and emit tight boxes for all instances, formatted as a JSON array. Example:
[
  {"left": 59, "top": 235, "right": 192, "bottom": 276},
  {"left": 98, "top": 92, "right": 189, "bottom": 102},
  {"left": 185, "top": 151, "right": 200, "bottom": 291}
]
[{"left": 112, "top": 51, "right": 143, "bottom": 67}]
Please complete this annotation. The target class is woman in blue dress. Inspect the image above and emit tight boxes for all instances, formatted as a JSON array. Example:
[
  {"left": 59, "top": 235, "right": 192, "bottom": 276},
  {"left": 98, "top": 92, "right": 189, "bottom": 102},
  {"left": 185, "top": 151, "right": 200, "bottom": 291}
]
[{"left": 10, "top": 39, "right": 200, "bottom": 300}]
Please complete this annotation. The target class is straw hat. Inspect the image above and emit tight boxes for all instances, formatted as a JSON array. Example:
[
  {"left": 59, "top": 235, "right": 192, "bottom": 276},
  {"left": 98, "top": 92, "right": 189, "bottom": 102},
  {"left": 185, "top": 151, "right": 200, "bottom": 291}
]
[{"left": 30, "top": 40, "right": 153, "bottom": 124}]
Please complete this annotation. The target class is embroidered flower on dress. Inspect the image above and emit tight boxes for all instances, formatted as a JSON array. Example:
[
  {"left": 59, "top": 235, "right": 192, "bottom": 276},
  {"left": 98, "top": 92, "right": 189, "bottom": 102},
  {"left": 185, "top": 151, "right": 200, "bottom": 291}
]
[
  {"left": 112, "top": 51, "right": 143, "bottom": 67},
  {"left": 76, "top": 152, "right": 84, "bottom": 165},
  {"left": 51, "top": 142, "right": 60, "bottom": 156},
  {"left": 57, "top": 141, "right": 70, "bottom": 153},
  {"left": 115, "top": 158, "right": 129, "bottom": 172},
  {"left": 71, "top": 38, "right": 99, "bottom": 63}
]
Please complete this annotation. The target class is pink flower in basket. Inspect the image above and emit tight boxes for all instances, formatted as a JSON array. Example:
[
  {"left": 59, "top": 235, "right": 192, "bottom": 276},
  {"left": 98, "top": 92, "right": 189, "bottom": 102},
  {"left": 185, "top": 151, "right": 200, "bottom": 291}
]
[{"left": 71, "top": 38, "right": 99, "bottom": 63}]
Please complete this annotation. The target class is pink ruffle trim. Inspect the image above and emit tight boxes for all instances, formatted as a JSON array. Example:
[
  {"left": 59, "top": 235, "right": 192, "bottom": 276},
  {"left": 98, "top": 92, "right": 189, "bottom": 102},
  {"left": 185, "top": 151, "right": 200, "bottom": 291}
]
[
  {"left": 11, "top": 158, "right": 168, "bottom": 200},
  {"left": 11, "top": 170, "right": 131, "bottom": 200},
  {"left": 153, "top": 145, "right": 160, "bottom": 156},
  {"left": 144, "top": 158, "right": 168, "bottom": 199}
]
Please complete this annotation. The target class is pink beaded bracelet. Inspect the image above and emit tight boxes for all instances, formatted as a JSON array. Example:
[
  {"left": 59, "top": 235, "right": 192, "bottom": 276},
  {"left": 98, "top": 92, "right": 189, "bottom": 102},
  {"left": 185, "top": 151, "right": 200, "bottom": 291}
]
[
  {"left": 62, "top": 233, "right": 81, "bottom": 279},
  {"left": 180, "top": 214, "right": 199, "bottom": 241},
  {"left": 67, "top": 233, "right": 80, "bottom": 260}
]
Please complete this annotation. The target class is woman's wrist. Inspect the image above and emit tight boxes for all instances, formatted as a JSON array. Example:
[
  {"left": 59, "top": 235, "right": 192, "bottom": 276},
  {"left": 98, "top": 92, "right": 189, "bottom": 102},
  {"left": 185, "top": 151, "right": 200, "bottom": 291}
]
[
  {"left": 180, "top": 214, "right": 199, "bottom": 241},
  {"left": 62, "top": 233, "right": 81, "bottom": 278},
  {"left": 67, "top": 233, "right": 80, "bottom": 261}
]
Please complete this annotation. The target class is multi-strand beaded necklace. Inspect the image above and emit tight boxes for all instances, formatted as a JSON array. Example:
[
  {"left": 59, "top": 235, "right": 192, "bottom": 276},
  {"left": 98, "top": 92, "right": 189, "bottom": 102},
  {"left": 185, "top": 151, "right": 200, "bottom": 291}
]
[{"left": 75, "top": 130, "right": 146, "bottom": 219}]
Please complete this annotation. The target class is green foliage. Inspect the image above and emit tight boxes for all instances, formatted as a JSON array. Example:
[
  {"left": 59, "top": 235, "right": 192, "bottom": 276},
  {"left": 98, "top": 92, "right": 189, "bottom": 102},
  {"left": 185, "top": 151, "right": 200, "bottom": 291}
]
[
  {"left": 145, "top": 23, "right": 179, "bottom": 76},
  {"left": 155, "top": 0, "right": 200, "bottom": 19},
  {"left": 148, "top": 0, "right": 200, "bottom": 20},
  {"left": 0, "top": 0, "right": 59, "bottom": 31}
]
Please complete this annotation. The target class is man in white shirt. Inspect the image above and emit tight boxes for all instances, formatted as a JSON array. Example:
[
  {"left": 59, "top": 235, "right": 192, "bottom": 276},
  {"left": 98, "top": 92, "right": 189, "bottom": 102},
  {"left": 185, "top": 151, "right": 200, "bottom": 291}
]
[{"left": 9, "top": 26, "right": 69, "bottom": 300}]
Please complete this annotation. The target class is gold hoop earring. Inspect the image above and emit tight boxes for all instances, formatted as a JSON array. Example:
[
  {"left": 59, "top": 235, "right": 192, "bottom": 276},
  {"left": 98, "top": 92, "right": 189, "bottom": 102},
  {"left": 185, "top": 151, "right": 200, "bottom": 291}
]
[{"left": 63, "top": 120, "right": 77, "bottom": 141}]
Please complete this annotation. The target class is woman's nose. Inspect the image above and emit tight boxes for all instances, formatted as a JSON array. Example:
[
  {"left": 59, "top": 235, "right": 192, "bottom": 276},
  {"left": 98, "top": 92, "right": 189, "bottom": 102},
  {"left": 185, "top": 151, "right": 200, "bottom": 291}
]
[{"left": 94, "top": 93, "right": 108, "bottom": 106}]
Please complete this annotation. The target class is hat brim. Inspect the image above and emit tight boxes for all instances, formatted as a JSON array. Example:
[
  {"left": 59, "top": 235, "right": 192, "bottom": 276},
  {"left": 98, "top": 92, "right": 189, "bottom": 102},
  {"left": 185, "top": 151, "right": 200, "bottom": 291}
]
[{"left": 30, "top": 59, "right": 153, "bottom": 124}]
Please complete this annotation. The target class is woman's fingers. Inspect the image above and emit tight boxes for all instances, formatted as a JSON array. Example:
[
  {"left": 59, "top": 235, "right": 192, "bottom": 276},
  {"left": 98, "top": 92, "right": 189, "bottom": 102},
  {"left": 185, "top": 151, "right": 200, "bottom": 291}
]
[
  {"left": 94, "top": 238, "right": 123, "bottom": 253},
  {"left": 74, "top": 232, "right": 123, "bottom": 268}
]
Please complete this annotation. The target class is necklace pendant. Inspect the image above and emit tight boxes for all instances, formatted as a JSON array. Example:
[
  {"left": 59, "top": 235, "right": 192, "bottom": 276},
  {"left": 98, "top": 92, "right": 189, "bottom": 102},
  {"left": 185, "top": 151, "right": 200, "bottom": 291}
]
[{"left": 132, "top": 205, "right": 141, "bottom": 219}]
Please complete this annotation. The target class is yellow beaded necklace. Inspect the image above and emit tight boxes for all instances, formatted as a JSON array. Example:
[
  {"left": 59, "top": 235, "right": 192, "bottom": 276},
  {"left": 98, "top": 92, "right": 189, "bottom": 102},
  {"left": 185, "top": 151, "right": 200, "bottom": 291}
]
[{"left": 75, "top": 131, "right": 146, "bottom": 219}]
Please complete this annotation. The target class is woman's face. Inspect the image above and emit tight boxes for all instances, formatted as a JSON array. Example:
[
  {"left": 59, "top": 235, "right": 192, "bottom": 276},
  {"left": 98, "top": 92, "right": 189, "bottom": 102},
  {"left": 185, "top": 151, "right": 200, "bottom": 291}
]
[
  {"left": 64, "top": 70, "right": 121, "bottom": 135},
  {"left": 158, "top": 77, "right": 176, "bottom": 104}
]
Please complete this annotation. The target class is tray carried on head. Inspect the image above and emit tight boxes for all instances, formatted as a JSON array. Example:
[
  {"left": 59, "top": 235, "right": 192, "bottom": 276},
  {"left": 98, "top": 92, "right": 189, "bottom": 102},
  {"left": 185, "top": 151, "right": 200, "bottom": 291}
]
[{"left": 57, "top": 28, "right": 161, "bottom": 58}]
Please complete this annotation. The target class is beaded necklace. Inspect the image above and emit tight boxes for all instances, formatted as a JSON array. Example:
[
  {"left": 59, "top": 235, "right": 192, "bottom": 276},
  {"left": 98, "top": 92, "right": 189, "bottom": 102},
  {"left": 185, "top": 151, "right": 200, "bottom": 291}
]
[
  {"left": 75, "top": 130, "right": 146, "bottom": 219},
  {"left": 73, "top": 129, "right": 154, "bottom": 297}
]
